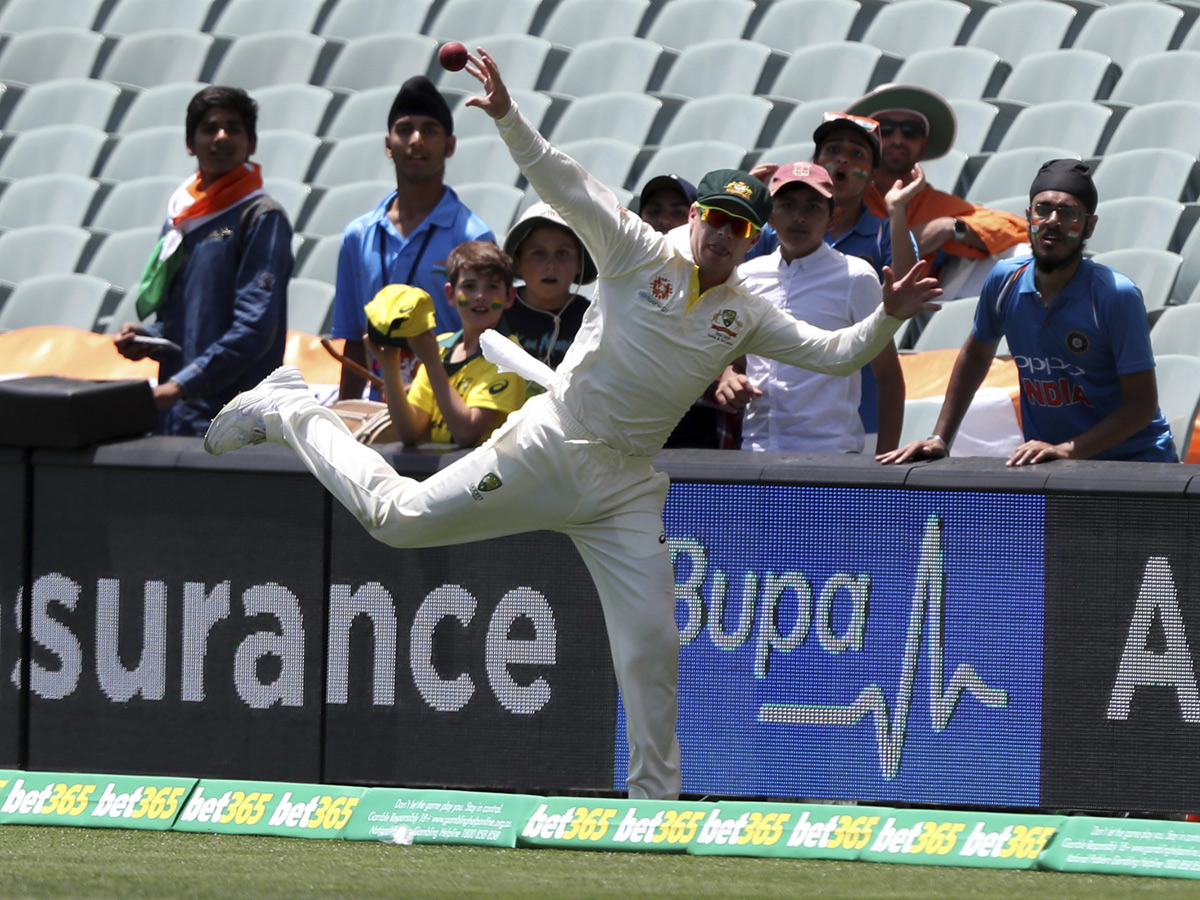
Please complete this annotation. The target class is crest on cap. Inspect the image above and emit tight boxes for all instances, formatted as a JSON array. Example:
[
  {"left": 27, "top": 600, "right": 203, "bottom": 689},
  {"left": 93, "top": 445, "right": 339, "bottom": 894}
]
[{"left": 723, "top": 180, "right": 753, "bottom": 199}]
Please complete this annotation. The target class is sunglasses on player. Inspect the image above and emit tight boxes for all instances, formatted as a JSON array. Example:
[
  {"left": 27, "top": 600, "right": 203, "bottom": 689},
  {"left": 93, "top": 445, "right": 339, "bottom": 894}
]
[
  {"left": 695, "top": 203, "right": 761, "bottom": 239},
  {"left": 876, "top": 118, "right": 926, "bottom": 140}
]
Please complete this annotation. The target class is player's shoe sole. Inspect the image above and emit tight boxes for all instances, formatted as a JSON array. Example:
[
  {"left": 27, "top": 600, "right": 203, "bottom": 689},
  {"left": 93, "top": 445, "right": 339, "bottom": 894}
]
[{"left": 203, "top": 365, "right": 309, "bottom": 456}]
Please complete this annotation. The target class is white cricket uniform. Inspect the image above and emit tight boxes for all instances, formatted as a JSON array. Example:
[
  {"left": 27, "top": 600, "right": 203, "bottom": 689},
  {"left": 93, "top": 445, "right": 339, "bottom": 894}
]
[
  {"left": 741, "top": 243, "right": 884, "bottom": 454},
  {"left": 264, "top": 103, "right": 902, "bottom": 800}
]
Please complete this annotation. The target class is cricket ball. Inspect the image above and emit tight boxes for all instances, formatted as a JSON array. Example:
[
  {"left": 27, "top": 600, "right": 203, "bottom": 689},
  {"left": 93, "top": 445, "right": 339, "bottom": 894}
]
[{"left": 439, "top": 41, "right": 469, "bottom": 72}]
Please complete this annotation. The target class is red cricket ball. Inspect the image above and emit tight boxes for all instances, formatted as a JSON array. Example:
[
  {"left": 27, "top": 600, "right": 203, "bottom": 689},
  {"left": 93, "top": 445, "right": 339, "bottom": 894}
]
[{"left": 439, "top": 41, "right": 469, "bottom": 72}]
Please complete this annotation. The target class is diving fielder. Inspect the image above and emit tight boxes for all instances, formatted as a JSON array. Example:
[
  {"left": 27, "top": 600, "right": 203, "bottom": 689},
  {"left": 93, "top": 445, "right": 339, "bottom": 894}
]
[{"left": 204, "top": 49, "right": 941, "bottom": 800}]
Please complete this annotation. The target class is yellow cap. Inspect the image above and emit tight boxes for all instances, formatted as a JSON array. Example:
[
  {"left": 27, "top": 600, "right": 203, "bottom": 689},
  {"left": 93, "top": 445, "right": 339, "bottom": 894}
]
[{"left": 364, "top": 284, "right": 437, "bottom": 346}]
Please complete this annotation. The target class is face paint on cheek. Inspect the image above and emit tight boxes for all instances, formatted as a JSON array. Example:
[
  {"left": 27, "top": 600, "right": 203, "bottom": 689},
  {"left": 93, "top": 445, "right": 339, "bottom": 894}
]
[
  {"left": 851, "top": 165, "right": 871, "bottom": 181},
  {"left": 1029, "top": 216, "right": 1045, "bottom": 235},
  {"left": 1066, "top": 221, "right": 1083, "bottom": 241},
  {"left": 456, "top": 291, "right": 469, "bottom": 308},
  {"left": 490, "top": 296, "right": 505, "bottom": 310}
]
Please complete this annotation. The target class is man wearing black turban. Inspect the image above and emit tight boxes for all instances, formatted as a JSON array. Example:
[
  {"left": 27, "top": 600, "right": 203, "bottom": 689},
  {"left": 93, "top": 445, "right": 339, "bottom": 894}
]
[{"left": 881, "top": 158, "right": 1178, "bottom": 466}]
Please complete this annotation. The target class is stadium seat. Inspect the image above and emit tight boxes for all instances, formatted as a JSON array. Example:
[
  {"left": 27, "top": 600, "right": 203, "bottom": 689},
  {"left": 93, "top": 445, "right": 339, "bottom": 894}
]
[
  {"left": 98, "top": 0, "right": 213, "bottom": 36},
  {"left": 546, "top": 37, "right": 673, "bottom": 99},
  {"left": 98, "top": 29, "right": 215, "bottom": 89},
  {"left": 748, "top": 0, "right": 861, "bottom": 53},
  {"left": 321, "top": 33, "right": 439, "bottom": 93},
  {"left": 983, "top": 194, "right": 1028, "bottom": 217},
  {"left": 0, "top": 173, "right": 99, "bottom": 229},
  {"left": 287, "top": 277, "right": 336, "bottom": 335},
  {"left": 558, "top": 138, "right": 642, "bottom": 192},
  {"left": 548, "top": 92, "right": 662, "bottom": 146},
  {"left": 323, "top": 86, "right": 404, "bottom": 139},
  {"left": 455, "top": 33, "right": 564, "bottom": 92},
  {"left": 657, "top": 95, "right": 775, "bottom": 149},
  {"left": 966, "top": 0, "right": 1077, "bottom": 66},
  {"left": 965, "top": 147, "right": 1080, "bottom": 205},
  {"left": 1087, "top": 197, "right": 1183, "bottom": 254},
  {"left": 2, "top": 78, "right": 125, "bottom": 132},
  {"left": 860, "top": 0, "right": 973, "bottom": 57},
  {"left": 210, "top": 0, "right": 325, "bottom": 37},
  {"left": 0, "top": 124, "right": 109, "bottom": 180},
  {"left": 993, "top": 49, "right": 1119, "bottom": 105},
  {"left": 1152, "top": 353, "right": 1200, "bottom": 459},
  {"left": 86, "top": 175, "right": 180, "bottom": 232},
  {"left": 96, "top": 127, "right": 195, "bottom": 183},
  {"left": 318, "top": 0, "right": 436, "bottom": 39},
  {"left": 208, "top": 32, "right": 327, "bottom": 91},
  {"left": 0, "top": 0, "right": 106, "bottom": 33},
  {"left": 756, "top": 140, "right": 816, "bottom": 169},
  {"left": 111, "top": 83, "right": 207, "bottom": 134},
  {"left": 1070, "top": 1, "right": 1185, "bottom": 74},
  {"left": 453, "top": 89, "right": 551, "bottom": 140},
  {"left": 306, "top": 134, "right": 395, "bottom": 189},
  {"left": 893, "top": 47, "right": 1010, "bottom": 101},
  {"left": 0, "top": 273, "right": 114, "bottom": 332},
  {"left": 1170, "top": 219, "right": 1200, "bottom": 305},
  {"left": 1103, "top": 101, "right": 1200, "bottom": 156},
  {"left": 253, "top": 130, "right": 323, "bottom": 183},
  {"left": 656, "top": 39, "right": 779, "bottom": 99},
  {"left": 1151, "top": 304, "right": 1200, "bottom": 357},
  {"left": 1108, "top": 50, "right": 1200, "bottom": 107},
  {"left": 452, "top": 182, "right": 525, "bottom": 235},
  {"left": 767, "top": 96, "right": 857, "bottom": 149},
  {"left": 631, "top": 140, "right": 748, "bottom": 192},
  {"left": 911, "top": 297, "right": 979, "bottom": 352},
  {"left": 82, "top": 225, "right": 160, "bottom": 292},
  {"left": 642, "top": 0, "right": 756, "bottom": 52},
  {"left": 0, "top": 225, "right": 92, "bottom": 286},
  {"left": 0, "top": 27, "right": 105, "bottom": 85},
  {"left": 422, "top": 0, "right": 540, "bottom": 42},
  {"left": 1090, "top": 248, "right": 1181, "bottom": 313},
  {"left": 766, "top": 42, "right": 899, "bottom": 104},
  {"left": 1092, "top": 148, "right": 1198, "bottom": 202},
  {"left": 536, "top": 0, "right": 650, "bottom": 48},
  {"left": 261, "top": 177, "right": 313, "bottom": 227},
  {"left": 254, "top": 84, "right": 335, "bottom": 135},
  {"left": 949, "top": 99, "right": 1002, "bottom": 155},
  {"left": 295, "top": 232, "right": 343, "bottom": 283},
  {"left": 922, "top": 149, "right": 970, "bottom": 197},
  {"left": 445, "top": 135, "right": 522, "bottom": 188},
  {"left": 996, "top": 101, "right": 1113, "bottom": 156},
  {"left": 296, "top": 180, "right": 393, "bottom": 236}
]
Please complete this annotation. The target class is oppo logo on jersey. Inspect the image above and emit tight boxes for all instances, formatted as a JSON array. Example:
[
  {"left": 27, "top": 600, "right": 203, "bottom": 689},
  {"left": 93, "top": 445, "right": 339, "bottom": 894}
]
[{"left": 1011, "top": 355, "right": 1085, "bottom": 378}]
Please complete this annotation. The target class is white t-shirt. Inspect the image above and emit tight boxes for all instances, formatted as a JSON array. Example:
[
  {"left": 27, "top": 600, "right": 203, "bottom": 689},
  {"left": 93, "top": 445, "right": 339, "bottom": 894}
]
[{"left": 741, "top": 243, "right": 883, "bottom": 453}]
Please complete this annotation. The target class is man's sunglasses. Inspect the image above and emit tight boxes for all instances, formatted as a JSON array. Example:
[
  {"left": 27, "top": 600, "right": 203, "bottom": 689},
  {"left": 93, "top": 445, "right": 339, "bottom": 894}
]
[
  {"left": 877, "top": 118, "right": 926, "bottom": 140},
  {"left": 695, "top": 203, "right": 760, "bottom": 239}
]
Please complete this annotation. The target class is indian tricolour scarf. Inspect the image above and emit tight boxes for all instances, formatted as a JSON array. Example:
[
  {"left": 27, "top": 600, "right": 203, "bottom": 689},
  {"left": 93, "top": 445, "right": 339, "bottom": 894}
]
[{"left": 135, "top": 161, "right": 265, "bottom": 319}]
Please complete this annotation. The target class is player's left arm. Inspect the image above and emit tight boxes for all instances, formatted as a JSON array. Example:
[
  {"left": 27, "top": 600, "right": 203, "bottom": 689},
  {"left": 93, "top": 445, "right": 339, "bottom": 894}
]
[{"left": 1007, "top": 368, "right": 1160, "bottom": 466}]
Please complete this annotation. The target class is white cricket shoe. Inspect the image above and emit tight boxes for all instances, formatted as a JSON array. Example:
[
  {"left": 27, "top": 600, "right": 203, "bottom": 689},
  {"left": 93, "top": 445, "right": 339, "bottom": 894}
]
[{"left": 203, "top": 365, "right": 309, "bottom": 455}]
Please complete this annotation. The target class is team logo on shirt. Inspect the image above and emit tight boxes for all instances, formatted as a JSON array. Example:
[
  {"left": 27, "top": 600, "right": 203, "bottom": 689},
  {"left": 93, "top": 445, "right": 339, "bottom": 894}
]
[
  {"left": 469, "top": 472, "right": 503, "bottom": 500},
  {"left": 708, "top": 308, "right": 744, "bottom": 345},
  {"left": 1065, "top": 331, "right": 1089, "bottom": 354}
]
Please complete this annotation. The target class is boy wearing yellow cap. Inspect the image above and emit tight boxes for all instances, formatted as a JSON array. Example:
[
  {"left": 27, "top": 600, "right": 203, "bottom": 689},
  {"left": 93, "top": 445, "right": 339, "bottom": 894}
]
[{"left": 367, "top": 241, "right": 526, "bottom": 447}]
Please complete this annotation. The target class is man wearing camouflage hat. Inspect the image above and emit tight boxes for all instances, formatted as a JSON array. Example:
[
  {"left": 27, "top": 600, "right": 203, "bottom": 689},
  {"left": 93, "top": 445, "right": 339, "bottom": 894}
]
[{"left": 205, "top": 48, "right": 942, "bottom": 802}]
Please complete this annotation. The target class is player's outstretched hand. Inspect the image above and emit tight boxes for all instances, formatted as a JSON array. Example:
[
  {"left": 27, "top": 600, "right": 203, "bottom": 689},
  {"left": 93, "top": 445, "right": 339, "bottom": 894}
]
[
  {"left": 881, "top": 259, "right": 941, "bottom": 321},
  {"left": 463, "top": 47, "right": 511, "bottom": 120},
  {"left": 876, "top": 436, "right": 949, "bottom": 465},
  {"left": 714, "top": 366, "right": 762, "bottom": 414}
]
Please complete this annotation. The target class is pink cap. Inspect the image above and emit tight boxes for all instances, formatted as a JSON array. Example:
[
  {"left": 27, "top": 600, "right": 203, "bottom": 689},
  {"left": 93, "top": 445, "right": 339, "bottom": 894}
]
[{"left": 769, "top": 161, "right": 835, "bottom": 199}]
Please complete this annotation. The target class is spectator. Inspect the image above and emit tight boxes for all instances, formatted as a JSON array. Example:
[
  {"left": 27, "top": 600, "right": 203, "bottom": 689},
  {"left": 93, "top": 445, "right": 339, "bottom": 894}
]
[
  {"left": 114, "top": 85, "right": 293, "bottom": 437},
  {"left": 637, "top": 173, "right": 696, "bottom": 234},
  {"left": 845, "top": 83, "right": 1030, "bottom": 299},
  {"left": 879, "top": 159, "right": 1177, "bottom": 467},
  {"left": 369, "top": 242, "right": 526, "bottom": 448},
  {"left": 720, "top": 162, "right": 904, "bottom": 454},
  {"left": 203, "top": 47, "right": 941, "bottom": 801},
  {"left": 330, "top": 75, "right": 495, "bottom": 401},
  {"left": 501, "top": 201, "right": 596, "bottom": 374}
]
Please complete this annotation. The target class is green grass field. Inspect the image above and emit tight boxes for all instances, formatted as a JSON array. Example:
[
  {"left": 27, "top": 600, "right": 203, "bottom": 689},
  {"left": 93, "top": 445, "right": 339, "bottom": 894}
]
[{"left": 0, "top": 825, "right": 1193, "bottom": 900}]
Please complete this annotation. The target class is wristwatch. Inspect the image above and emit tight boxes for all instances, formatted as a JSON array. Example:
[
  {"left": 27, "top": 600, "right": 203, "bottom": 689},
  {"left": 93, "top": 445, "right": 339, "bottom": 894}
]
[{"left": 952, "top": 218, "right": 968, "bottom": 241}]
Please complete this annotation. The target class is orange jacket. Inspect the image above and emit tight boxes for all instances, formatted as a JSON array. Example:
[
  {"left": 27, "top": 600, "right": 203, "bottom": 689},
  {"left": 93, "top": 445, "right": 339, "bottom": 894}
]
[{"left": 865, "top": 182, "right": 1028, "bottom": 261}]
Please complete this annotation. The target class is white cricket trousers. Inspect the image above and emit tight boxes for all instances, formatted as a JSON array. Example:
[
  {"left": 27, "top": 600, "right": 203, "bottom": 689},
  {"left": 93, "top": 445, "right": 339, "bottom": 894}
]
[{"left": 266, "top": 390, "right": 681, "bottom": 800}]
